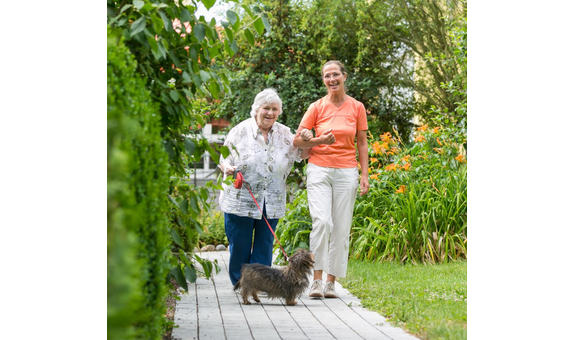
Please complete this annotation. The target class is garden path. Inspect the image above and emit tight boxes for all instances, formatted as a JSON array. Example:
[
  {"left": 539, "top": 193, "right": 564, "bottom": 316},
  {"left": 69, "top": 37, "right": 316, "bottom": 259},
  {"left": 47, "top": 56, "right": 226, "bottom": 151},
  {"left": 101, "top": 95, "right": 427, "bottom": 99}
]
[{"left": 172, "top": 251, "right": 420, "bottom": 340}]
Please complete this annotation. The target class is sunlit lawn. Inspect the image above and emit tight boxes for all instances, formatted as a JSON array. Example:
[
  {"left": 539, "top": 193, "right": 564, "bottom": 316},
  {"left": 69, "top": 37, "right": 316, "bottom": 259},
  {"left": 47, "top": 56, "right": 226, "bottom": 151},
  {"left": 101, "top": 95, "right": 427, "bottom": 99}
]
[{"left": 340, "top": 260, "right": 467, "bottom": 340}]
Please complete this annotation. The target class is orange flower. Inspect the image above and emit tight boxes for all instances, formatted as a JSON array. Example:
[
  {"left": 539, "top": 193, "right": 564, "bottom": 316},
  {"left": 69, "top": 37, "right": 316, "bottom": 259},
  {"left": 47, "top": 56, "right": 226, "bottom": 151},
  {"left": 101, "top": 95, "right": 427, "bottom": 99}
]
[
  {"left": 385, "top": 163, "right": 398, "bottom": 172},
  {"left": 436, "top": 138, "right": 443, "bottom": 146},
  {"left": 401, "top": 155, "right": 411, "bottom": 163},
  {"left": 371, "top": 142, "right": 384, "bottom": 156},
  {"left": 387, "top": 147, "right": 399, "bottom": 155},
  {"left": 370, "top": 157, "right": 379, "bottom": 164},
  {"left": 433, "top": 126, "right": 441, "bottom": 134},
  {"left": 401, "top": 162, "right": 411, "bottom": 171},
  {"left": 455, "top": 154, "right": 467, "bottom": 163},
  {"left": 433, "top": 147, "right": 444, "bottom": 154},
  {"left": 417, "top": 124, "right": 428, "bottom": 131},
  {"left": 370, "top": 173, "right": 379, "bottom": 180},
  {"left": 396, "top": 185, "right": 407, "bottom": 194},
  {"left": 414, "top": 135, "right": 426, "bottom": 143},
  {"left": 380, "top": 132, "right": 392, "bottom": 142}
]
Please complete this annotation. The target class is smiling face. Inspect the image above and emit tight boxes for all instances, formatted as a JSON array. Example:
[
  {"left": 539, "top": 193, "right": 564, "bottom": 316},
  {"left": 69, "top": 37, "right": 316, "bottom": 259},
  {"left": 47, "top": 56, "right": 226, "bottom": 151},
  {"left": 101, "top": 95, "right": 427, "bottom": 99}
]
[
  {"left": 255, "top": 102, "right": 280, "bottom": 132},
  {"left": 322, "top": 63, "right": 347, "bottom": 95}
]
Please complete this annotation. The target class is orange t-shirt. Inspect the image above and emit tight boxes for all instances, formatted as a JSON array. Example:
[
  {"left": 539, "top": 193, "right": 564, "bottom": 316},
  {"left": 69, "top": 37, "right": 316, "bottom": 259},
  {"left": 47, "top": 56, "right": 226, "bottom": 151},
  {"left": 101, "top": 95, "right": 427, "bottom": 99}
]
[{"left": 299, "top": 96, "right": 368, "bottom": 168}]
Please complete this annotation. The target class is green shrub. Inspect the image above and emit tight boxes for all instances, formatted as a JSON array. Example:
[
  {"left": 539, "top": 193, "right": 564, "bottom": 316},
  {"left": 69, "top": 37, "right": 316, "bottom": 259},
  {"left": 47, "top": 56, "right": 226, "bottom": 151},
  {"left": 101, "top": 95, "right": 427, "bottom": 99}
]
[
  {"left": 273, "top": 188, "right": 312, "bottom": 265},
  {"left": 198, "top": 210, "right": 228, "bottom": 247},
  {"left": 107, "top": 27, "right": 170, "bottom": 340}
]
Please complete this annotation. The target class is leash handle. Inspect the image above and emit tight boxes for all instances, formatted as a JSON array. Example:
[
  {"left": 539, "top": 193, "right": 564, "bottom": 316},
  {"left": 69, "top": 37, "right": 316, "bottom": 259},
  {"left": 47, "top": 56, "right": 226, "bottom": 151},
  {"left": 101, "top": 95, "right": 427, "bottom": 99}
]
[{"left": 234, "top": 171, "right": 289, "bottom": 261}]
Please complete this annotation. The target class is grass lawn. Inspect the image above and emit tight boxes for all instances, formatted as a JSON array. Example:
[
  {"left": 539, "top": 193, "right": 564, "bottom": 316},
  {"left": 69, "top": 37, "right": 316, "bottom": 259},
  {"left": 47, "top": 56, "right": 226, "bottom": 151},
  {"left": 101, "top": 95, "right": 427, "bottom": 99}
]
[{"left": 339, "top": 259, "right": 467, "bottom": 340}]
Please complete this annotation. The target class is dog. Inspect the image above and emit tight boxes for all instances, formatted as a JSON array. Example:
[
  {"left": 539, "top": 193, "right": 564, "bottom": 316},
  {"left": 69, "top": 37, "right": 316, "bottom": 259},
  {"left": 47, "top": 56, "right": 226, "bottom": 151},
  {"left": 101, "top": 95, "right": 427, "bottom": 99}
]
[{"left": 233, "top": 249, "right": 315, "bottom": 306}]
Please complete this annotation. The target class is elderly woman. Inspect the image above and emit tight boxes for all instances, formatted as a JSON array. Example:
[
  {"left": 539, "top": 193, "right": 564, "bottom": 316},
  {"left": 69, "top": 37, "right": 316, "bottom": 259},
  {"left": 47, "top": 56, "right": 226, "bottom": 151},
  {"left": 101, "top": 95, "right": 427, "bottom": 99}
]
[{"left": 218, "top": 88, "right": 313, "bottom": 287}]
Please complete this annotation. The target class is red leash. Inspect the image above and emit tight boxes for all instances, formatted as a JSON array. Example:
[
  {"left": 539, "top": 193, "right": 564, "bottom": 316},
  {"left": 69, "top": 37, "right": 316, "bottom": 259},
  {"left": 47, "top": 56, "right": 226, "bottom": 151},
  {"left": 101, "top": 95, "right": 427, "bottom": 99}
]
[{"left": 234, "top": 171, "right": 289, "bottom": 261}]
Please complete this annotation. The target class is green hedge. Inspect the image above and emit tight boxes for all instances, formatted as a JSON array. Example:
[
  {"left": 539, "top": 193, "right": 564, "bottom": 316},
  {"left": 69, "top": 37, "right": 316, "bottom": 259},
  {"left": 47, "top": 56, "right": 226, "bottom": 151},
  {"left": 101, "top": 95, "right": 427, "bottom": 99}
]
[{"left": 107, "top": 27, "right": 170, "bottom": 340}]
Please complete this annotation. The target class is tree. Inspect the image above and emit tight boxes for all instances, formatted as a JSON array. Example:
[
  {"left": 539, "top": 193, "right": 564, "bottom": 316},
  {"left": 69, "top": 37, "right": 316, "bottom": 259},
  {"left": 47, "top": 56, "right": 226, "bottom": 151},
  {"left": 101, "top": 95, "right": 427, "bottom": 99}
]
[{"left": 358, "top": 0, "right": 467, "bottom": 128}]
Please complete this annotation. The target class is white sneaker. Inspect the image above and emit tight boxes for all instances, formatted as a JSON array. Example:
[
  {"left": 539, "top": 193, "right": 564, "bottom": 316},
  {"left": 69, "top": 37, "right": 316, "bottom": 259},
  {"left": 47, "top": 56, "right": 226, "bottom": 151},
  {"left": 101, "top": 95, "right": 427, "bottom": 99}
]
[
  {"left": 309, "top": 279, "right": 324, "bottom": 298},
  {"left": 324, "top": 281, "right": 338, "bottom": 298}
]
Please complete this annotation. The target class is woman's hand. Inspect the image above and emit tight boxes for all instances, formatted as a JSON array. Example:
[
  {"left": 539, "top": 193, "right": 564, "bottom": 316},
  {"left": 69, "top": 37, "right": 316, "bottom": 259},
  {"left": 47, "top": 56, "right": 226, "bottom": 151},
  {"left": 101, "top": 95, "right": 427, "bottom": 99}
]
[
  {"left": 300, "top": 128, "right": 313, "bottom": 141},
  {"left": 220, "top": 163, "right": 237, "bottom": 176},
  {"left": 360, "top": 176, "right": 370, "bottom": 196},
  {"left": 318, "top": 129, "right": 336, "bottom": 145}
]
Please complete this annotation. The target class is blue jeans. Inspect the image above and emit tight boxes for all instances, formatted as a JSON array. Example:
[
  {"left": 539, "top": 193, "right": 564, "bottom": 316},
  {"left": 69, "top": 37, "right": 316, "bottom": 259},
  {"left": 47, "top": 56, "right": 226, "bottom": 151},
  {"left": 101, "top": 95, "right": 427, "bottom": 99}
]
[{"left": 224, "top": 204, "right": 279, "bottom": 286}]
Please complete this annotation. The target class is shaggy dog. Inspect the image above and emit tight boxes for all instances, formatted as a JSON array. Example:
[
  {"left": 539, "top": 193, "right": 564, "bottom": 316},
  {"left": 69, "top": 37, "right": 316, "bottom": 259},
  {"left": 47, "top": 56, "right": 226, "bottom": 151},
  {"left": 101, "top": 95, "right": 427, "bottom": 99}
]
[{"left": 233, "top": 249, "right": 315, "bottom": 306}]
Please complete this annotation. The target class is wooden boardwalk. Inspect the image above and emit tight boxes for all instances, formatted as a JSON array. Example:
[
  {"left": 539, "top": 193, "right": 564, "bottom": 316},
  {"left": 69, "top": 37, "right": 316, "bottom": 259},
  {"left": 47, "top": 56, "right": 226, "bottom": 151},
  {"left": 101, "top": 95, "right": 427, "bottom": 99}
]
[{"left": 172, "top": 251, "right": 420, "bottom": 340}]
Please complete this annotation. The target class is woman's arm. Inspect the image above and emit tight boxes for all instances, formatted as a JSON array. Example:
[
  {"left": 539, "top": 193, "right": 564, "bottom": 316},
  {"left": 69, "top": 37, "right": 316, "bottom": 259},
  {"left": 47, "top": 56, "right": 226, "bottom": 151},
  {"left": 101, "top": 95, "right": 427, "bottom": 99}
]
[
  {"left": 293, "top": 128, "right": 312, "bottom": 160},
  {"left": 293, "top": 127, "right": 336, "bottom": 148},
  {"left": 218, "top": 128, "right": 239, "bottom": 177},
  {"left": 357, "top": 130, "right": 370, "bottom": 196}
]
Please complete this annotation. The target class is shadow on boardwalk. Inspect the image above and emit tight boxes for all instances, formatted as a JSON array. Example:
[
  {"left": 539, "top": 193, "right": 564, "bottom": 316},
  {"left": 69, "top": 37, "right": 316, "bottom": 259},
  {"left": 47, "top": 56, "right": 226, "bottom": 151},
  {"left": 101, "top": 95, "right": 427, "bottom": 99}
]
[{"left": 172, "top": 251, "right": 420, "bottom": 340}]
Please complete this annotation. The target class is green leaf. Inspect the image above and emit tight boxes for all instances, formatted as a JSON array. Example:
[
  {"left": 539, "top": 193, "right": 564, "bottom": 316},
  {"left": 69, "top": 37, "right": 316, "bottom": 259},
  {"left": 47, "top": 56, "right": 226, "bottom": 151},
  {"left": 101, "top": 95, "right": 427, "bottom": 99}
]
[
  {"left": 254, "top": 17, "right": 264, "bottom": 35},
  {"left": 179, "top": 198, "right": 189, "bottom": 214},
  {"left": 170, "top": 228, "right": 184, "bottom": 248},
  {"left": 208, "top": 81, "right": 220, "bottom": 99},
  {"left": 158, "top": 10, "right": 173, "bottom": 32},
  {"left": 200, "top": 0, "right": 216, "bottom": 11},
  {"left": 182, "top": 71, "right": 192, "bottom": 84},
  {"left": 169, "top": 90, "right": 179, "bottom": 102},
  {"left": 151, "top": 16, "right": 163, "bottom": 33},
  {"left": 183, "top": 88, "right": 194, "bottom": 99},
  {"left": 230, "top": 40, "right": 238, "bottom": 54},
  {"left": 224, "top": 40, "right": 234, "bottom": 57},
  {"left": 220, "top": 145, "right": 230, "bottom": 159},
  {"left": 171, "top": 267, "right": 188, "bottom": 291},
  {"left": 244, "top": 29, "right": 255, "bottom": 46},
  {"left": 184, "top": 138, "right": 196, "bottom": 156},
  {"left": 199, "top": 70, "right": 211, "bottom": 83},
  {"left": 226, "top": 10, "right": 239, "bottom": 31},
  {"left": 180, "top": 7, "right": 193, "bottom": 23},
  {"left": 200, "top": 258, "right": 212, "bottom": 278},
  {"left": 193, "top": 23, "right": 206, "bottom": 41},
  {"left": 261, "top": 14, "right": 271, "bottom": 33},
  {"left": 133, "top": 0, "right": 145, "bottom": 10},
  {"left": 130, "top": 16, "right": 147, "bottom": 37},
  {"left": 168, "top": 194, "right": 179, "bottom": 207},
  {"left": 224, "top": 27, "right": 233, "bottom": 41},
  {"left": 185, "top": 265, "right": 198, "bottom": 283},
  {"left": 242, "top": 4, "right": 254, "bottom": 17}
]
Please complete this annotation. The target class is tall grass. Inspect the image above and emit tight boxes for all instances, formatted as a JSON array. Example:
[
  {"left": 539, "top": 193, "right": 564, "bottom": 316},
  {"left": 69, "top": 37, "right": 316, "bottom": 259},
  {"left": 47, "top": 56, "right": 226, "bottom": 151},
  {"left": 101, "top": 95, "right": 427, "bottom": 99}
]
[{"left": 351, "top": 126, "right": 467, "bottom": 264}]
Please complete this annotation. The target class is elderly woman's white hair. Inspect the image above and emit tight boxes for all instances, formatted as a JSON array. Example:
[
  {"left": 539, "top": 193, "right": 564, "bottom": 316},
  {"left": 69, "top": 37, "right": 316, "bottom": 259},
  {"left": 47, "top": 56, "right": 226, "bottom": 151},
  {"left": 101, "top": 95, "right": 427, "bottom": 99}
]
[{"left": 250, "top": 88, "right": 283, "bottom": 118}]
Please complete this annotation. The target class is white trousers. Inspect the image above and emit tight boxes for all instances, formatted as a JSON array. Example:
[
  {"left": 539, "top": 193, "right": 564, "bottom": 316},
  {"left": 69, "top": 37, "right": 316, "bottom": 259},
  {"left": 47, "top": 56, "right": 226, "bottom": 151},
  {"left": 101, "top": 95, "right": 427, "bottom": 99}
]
[{"left": 307, "top": 163, "right": 359, "bottom": 278}]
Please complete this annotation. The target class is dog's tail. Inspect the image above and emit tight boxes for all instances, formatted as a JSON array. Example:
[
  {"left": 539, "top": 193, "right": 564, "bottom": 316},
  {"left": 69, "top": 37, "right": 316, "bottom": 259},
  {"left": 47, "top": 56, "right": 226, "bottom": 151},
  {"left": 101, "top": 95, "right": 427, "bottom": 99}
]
[{"left": 233, "top": 281, "right": 241, "bottom": 291}]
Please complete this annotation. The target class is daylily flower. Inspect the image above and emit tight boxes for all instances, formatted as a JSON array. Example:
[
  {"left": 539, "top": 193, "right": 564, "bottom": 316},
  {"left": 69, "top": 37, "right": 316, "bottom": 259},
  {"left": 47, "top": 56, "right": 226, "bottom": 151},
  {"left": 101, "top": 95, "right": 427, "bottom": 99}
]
[
  {"left": 396, "top": 185, "right": 407, "bottom": 194},
  {"left": 433, "top": 126, "right": 441, "bottom": 134},
  {"left": 455, "top": 154, "right": 467, "bottom": 163},
  {"left": 401, "top": 162, "right": 411, "bottom": 171},
  {"left": 433, "top": 147, "right": 444, "bottom": 154},
  {"left": 370, "top": 157, "right": 379, "bottom": 164},
  {"left": 370, "top": 173, "right": 379, "bottom": 180},
  {"left": 414, "top": 135, "right": 426, "bottom": 143},
  {"left": 385, "top": 163, "right": 398, "bottom": 172},
  {"left": 417, "top": 124, "right": 428, "bottom": 131},
  {"left": 401, "top": 155, "right": 411, "bottom": 163}
]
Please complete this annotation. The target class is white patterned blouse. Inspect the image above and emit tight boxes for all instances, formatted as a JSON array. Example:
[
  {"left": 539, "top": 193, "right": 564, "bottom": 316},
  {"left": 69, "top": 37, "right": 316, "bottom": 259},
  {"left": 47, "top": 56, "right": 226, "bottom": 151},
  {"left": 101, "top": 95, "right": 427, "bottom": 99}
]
[{"left": 218, "top": 117, "right": 302, "bottom": 219}]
